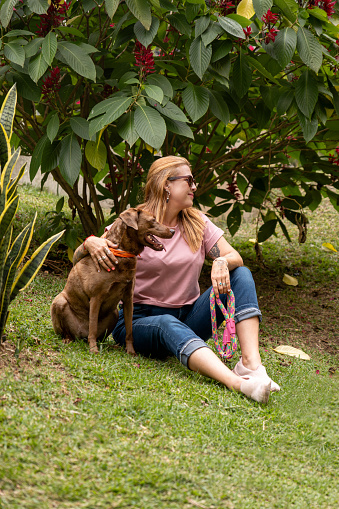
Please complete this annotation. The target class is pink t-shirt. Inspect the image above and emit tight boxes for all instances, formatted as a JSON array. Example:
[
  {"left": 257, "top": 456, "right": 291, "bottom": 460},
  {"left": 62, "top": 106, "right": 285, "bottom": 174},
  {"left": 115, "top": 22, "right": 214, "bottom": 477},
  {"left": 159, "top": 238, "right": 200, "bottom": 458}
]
[{"left": 133, "top": 214, "right": 223, "bottom": 308}]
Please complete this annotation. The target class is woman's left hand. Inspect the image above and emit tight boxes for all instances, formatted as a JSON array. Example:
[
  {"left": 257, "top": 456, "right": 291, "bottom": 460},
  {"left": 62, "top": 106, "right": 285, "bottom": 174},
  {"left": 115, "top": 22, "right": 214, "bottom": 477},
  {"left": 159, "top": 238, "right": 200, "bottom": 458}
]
[{"left": 211, "top": 257, "right": 230, "bottom": 297}]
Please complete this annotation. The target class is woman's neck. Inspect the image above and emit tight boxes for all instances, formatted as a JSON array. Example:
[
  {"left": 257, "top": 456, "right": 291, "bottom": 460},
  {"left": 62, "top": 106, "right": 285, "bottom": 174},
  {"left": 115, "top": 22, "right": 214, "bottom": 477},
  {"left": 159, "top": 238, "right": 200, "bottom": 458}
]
[{"left": 163, "top": 210, "right": 180, "bottom": 227}]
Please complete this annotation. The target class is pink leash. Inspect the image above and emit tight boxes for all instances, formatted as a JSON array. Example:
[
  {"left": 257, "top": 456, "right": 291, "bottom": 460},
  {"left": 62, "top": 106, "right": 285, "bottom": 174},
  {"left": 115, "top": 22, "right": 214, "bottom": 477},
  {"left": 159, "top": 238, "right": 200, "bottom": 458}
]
[{"left": 210, "top": 288, "right": 237, "bottom": 360}]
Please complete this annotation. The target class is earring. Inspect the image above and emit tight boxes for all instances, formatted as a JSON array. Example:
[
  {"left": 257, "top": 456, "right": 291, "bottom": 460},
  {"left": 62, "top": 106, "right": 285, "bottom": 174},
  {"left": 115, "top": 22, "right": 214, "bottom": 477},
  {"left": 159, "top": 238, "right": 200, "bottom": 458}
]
[{"left": 166, "top": 189, "right": 170, "bottom": 203}]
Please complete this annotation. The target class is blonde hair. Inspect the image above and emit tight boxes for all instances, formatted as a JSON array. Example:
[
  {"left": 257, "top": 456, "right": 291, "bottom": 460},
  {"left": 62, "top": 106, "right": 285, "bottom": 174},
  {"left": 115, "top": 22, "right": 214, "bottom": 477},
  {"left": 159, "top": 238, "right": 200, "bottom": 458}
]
[{"left": 139, "top": 156, "right": 205, "bottom": 252}]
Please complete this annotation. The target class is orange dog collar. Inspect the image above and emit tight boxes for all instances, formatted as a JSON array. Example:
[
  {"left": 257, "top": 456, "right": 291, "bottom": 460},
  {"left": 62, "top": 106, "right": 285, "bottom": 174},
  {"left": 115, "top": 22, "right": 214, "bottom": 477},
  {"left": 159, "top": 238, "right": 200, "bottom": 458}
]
[{"left": 109, "top": 248, "right": 136, "bottom": 258}]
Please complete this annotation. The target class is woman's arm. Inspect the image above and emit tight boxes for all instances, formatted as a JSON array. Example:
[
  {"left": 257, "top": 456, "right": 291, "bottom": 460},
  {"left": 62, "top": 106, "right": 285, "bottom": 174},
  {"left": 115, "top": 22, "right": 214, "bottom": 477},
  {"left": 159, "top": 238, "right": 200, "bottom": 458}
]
[
  {"left": 207, "top": 236, "right": 243, "bottom": 297},
  {"left": 73, "top": 232, "right": 118, "bottom": 272}
]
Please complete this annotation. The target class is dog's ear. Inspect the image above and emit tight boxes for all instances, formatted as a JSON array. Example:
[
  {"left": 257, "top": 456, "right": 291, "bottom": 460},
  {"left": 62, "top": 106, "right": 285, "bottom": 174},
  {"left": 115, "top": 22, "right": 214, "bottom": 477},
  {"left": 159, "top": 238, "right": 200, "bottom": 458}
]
[{"left": 119, "top": 208, "right": 139, "bottom": 230}]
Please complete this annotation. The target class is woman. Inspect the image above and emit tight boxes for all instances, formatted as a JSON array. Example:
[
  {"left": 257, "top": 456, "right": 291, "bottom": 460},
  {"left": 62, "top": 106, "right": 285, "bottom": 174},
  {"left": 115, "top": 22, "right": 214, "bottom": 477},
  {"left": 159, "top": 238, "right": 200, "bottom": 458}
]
[{"left": 74, "top": 156, "right": 280, "bottom": 403}]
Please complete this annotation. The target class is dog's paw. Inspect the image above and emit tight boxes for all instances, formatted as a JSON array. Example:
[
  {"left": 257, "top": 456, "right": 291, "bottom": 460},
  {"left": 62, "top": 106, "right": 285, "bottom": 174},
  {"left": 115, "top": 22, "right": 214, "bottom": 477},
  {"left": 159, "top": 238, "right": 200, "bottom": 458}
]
[
  {"left": 126, "top": 346, "right": 136, "bottom": 356},
  {"left": 89, "top": 344, "right": 99, "bottom": 354}
]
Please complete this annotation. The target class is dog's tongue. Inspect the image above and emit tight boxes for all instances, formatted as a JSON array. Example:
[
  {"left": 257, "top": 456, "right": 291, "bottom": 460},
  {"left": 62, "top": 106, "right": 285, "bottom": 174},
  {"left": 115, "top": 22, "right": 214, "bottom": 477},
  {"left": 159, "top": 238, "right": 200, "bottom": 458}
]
[{"left": 146, "top": 234, "right": 166, "bottom": 250}]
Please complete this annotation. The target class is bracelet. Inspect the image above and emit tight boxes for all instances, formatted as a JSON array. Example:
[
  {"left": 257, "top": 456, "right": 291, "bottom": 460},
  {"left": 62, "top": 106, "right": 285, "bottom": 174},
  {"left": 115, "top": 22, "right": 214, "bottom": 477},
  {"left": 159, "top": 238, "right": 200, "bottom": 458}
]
[
  {"left": 83, "top": 235, "right": 94, "bottom": 251},
  {"left": 214, "top": 256, "right": 228, "bottom": 268}
]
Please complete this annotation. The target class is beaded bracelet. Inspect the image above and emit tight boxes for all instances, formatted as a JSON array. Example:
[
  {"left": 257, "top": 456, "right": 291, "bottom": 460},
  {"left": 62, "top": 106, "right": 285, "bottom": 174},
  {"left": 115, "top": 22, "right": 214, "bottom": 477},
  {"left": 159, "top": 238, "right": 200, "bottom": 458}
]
[{"left": 83, "top": 235, "right": 94, "bottom": 251}]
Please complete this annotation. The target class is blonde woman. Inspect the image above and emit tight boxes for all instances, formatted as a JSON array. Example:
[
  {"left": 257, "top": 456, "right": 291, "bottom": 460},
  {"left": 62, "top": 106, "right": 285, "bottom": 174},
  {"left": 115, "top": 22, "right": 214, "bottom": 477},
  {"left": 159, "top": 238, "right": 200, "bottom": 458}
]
[{"left": 74, "top": 156, "right": 280, "bottom": 403}]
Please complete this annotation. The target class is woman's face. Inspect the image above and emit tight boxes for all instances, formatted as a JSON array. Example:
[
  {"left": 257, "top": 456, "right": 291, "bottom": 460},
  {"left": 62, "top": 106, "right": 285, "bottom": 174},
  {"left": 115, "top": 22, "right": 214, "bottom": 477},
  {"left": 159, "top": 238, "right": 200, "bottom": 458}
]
[{"left": 165, "top": 164, "right": 197, "bottom": 210}]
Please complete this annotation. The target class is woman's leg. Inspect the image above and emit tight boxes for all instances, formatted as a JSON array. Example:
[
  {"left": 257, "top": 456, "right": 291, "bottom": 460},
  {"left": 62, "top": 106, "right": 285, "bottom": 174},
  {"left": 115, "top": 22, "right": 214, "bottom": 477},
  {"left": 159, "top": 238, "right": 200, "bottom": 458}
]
[
  {"left": 187, "top": 347, "right": 271, "bottom": 404},
  {"left": 185, "top": 266, "right": 280, "bottom": 391},
  {"left": 113, "top": 305, "right": 271, "bottom": 403}
]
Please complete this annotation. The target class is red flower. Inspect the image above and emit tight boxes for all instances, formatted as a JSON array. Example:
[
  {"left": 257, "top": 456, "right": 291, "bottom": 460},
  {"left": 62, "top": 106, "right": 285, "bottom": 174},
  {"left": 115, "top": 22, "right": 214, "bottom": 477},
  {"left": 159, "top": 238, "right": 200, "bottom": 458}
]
[
  {"left": 313, "top": 0, "right": 336, "bottom": 17},
  {"left": 227, "top": 176, "right": 241, "bottom": 200},
  {"left": 243, "top": 26, "right": 252, "bottom": 38},
  {"left": 41, "top": 67, "right": 61, "bottom": 102},
  {"left": 265, "top": 27, "right": 279, "bottom": 44},
  {"left": 262, "top": 9, "right": 279, "bottom": 25},
  {"left": 210, "top": 0, "right": 238, "bottom": 16},
  {"left": 36, "top": 1, "right": 71, "bottom": 37},
  {"left": 134, "top": 41, "right": 155, "bottom": 76}
]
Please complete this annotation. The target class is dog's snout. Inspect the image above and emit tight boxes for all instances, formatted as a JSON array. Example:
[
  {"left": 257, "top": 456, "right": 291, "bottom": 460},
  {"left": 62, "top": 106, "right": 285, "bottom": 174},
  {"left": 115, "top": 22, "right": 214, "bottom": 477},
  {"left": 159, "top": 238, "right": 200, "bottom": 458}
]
[{"left": 169, "top": 229, "right": 175, "bottom": 236}]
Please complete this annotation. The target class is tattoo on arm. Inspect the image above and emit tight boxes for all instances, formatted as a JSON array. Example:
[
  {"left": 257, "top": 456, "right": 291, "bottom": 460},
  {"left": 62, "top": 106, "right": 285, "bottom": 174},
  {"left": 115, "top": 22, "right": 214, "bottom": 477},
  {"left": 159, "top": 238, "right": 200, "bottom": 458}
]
[
  {"left": 73, "top": 244, "right": 89, "bottom": 266},
  {"left": 207, "top": 244, "right": 221, "bottom": 260}
]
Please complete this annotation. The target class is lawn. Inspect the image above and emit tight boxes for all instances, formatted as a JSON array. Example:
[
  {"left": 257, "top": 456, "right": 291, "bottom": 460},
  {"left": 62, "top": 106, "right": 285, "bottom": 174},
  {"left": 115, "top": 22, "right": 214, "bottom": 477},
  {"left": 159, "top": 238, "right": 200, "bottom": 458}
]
[{"left": 0, "top": 185, "right": 338, "bottom": 509}]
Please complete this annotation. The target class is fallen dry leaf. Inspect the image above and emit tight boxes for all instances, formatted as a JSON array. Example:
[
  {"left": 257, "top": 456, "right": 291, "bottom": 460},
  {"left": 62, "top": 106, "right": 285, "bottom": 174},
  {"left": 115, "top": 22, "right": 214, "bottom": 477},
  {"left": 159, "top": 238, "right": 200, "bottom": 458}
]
[
  {"left": 283, "top": 274, "right": 298, "bottom": 286},
  {"left": 321, "top": 242, "right": 337, "bottom": 253},
  {"left": 273, "top": 345, "right": 310, "bottom": 360}
]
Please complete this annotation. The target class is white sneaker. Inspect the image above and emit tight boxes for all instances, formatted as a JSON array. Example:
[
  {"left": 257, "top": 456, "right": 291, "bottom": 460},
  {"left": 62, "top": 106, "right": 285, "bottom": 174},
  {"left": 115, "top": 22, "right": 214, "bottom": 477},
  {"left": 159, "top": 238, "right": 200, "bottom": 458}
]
[{"left": 233, "top": 357, "right": 280, "bottom": 392}]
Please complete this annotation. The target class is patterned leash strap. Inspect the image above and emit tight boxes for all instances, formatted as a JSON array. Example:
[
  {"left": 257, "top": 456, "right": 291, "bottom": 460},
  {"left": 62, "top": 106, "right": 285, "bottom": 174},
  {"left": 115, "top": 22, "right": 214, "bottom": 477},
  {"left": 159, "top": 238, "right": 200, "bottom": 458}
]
[{"left": 209, "top": 288, "right": 237, "bottom": 360}]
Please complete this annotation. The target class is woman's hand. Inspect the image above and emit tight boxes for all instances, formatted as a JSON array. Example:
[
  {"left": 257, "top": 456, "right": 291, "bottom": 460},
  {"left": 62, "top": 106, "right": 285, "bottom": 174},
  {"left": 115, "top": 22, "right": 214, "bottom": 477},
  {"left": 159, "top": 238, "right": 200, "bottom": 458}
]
[
  {"left": 84, "top": 236, "right": 119, "bottom": 272},
  {"left": 211, "top": 257, "right": 230, "bottom": 297}
]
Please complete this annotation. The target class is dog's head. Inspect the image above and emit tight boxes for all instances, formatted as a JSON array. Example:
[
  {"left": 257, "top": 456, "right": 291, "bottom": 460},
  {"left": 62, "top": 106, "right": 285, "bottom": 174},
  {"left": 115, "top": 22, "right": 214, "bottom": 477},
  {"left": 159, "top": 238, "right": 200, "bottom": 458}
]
[{"left": 119, "top": 208, "right": 174, "bottom": 251}]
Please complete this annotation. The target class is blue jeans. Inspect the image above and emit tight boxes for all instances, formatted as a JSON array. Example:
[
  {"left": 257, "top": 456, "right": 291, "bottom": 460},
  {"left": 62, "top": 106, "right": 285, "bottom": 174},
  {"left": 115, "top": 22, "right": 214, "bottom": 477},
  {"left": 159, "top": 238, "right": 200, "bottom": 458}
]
[{"left": 113, "top": 266, "right": 261, "bottom": 367}]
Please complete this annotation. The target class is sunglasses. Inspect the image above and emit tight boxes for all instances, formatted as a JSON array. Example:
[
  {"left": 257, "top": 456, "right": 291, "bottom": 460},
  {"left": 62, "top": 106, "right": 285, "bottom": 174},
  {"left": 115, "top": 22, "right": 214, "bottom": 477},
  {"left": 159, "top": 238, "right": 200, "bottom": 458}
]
[{"left": 167, "top": 175, "right": 197, "bottom": 188}]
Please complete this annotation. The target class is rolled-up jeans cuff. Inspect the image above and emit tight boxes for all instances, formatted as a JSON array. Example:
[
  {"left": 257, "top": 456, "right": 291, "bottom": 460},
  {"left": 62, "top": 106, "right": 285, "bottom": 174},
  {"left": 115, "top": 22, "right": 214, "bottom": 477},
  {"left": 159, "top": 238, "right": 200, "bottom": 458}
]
[
  {"left": 234, "top": 307, "right": 262, "bottom": 324},
  {"left": 179, "top": 338, "right": 209, "bottom": 368}
]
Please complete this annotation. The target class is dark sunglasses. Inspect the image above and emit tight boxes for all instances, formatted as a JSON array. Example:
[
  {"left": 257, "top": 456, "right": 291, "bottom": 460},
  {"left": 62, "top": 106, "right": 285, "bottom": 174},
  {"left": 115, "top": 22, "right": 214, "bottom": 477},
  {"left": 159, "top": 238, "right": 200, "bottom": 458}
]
[{"left": 167, "top": 175, "right": 197, "bottom": 188}]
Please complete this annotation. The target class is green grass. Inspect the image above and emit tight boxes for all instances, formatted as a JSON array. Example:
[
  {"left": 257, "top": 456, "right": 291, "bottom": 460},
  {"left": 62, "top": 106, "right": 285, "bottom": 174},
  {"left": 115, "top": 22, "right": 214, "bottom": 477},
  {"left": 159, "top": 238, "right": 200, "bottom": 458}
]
[{"left": 0, "top": 185, "right": 339, "bottom": 509}]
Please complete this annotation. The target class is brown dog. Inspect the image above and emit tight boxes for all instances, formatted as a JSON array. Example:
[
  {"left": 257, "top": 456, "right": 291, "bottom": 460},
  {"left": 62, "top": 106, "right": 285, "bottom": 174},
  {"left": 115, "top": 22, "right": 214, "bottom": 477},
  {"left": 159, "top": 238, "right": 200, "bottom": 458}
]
[{"left": 51, "top": 208, "right": 174, "bottom": 354}]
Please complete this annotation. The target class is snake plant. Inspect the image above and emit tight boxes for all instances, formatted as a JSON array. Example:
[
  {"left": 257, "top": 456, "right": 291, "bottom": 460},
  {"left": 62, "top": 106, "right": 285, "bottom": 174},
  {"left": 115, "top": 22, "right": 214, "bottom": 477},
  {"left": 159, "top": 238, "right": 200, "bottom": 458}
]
[{"left": 0, "top": 84, "right": 64, "bottom": 343}]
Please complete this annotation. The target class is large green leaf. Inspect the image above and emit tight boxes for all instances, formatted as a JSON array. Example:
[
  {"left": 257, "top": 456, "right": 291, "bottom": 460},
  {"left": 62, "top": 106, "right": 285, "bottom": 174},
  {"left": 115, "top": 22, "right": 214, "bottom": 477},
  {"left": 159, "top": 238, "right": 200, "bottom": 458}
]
[
  {"left": 297, "top": 110, "right": 318, "bottom": 143},
  {"left": 167, "top": 13, "right": 192, "bottom": 36},
  {"left": 26, "top": 0, "right": 48, "bottom": 15},
  {"left": 0, "top": 0, "right": 18, "bottom": 28},
  {"left": 85, "top": 140, "right": 107, "bottom": 170},
  {"left": 233, "top": 51, "right": 252, "bottom": 98},
  {"left": 105, "top": 0, "right": 119, "bottom": 18},
  {"left": 150, "top": 100, "right": 190, "bottom": 123},
  {"left": 0, "top": 83, "right": 16, "bottom": 140},
  {"left": 252, "top": 0, "right": 273, "bottom": 19},
  {"left": 296, "top": 27, "right": 323, "bottom": 74},
  {"left": 47, "top": 113, "right": 60, "bottom": 143},
  {"left": 295, "top": 70, "right": 318, "bottom": 119},
  {"left": 42, "top": 31, "right": 58, "bottom": 66},
  {"left": 218, "top": 16, "right": 245, "bottom": 39},
  {"left": 276, "top": 87, "right": 294, "bottom": 115},
  {"left": 59, "top": 133, "right": 82, "bottom": 186},
  {"left": 182, "top": 84, "right": 209, "bottom": 123},
  {"left": 28, "top": 52, "right": 49, "bottom": 83},
  {"left": 208, "top": 90, "right": 230, "bottom": 125},
  {"left": 246, "top": 55, "right": 280, "bottom": 84},
  {"left": 3, "top": 42, "right": 25, "bottom": 67},
  {"left": 29, "top": 135, "right": 49, "bottom": 181},
  {"left": 144, "top": 85, "right": 164, "bottom": 104},
  {"left": 134, "top": 16, "right": 160, "bottom": 46},
  {"left": 189, "top": 36, "right": 212, "bottom": 80},
  {"left": 126, "top": 0, "right": 152, "bottom": 30},
  {"left": 273, "top": 27, "right": 297, "bottom": 68},
  {"left": 25, "top": 38, "right": 44, "bottom": 58},
  {"left": 164, "top": 118, "right": 194, "bottom": 139},
  {"left": 88, "top": 96, "right": 133, "bottom": 136},
  {"left": 134, "top": 105, "right": 166, "bottom": 149},
  {"left": 201, "top": 22, "right": 223, "bottom": 46},
  {"left": 10, "top": 230, "right": 64, "bottom": 302},
  {"left": 146, "top": 74, "right": 173, "bottom": 98},
  {"left": 70, "top": 117, "right": 94, "bottom": 141},
  {"left": 12, "top": 72, "right": 41, "bottom": 102},
  {"left": 58, "top": 42, "right": 96, "bottom": 81},
  {"left": 227, "top": 204, "right": 242, "bottom": 236},
  {"left": 41, "top": 140, "right": 60, "bottom": 173},
  {"left": 117, "top": 111, "right": 139, "bottom": 147},
  {"left": 258, "top": 219, "right": 277, "bottom": 243},
  {"left": 274, "top": 0, "right": 298, "bottom": 23},
  {"left": 195, "top": 15, "right": 210, "bottom": 38}
]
